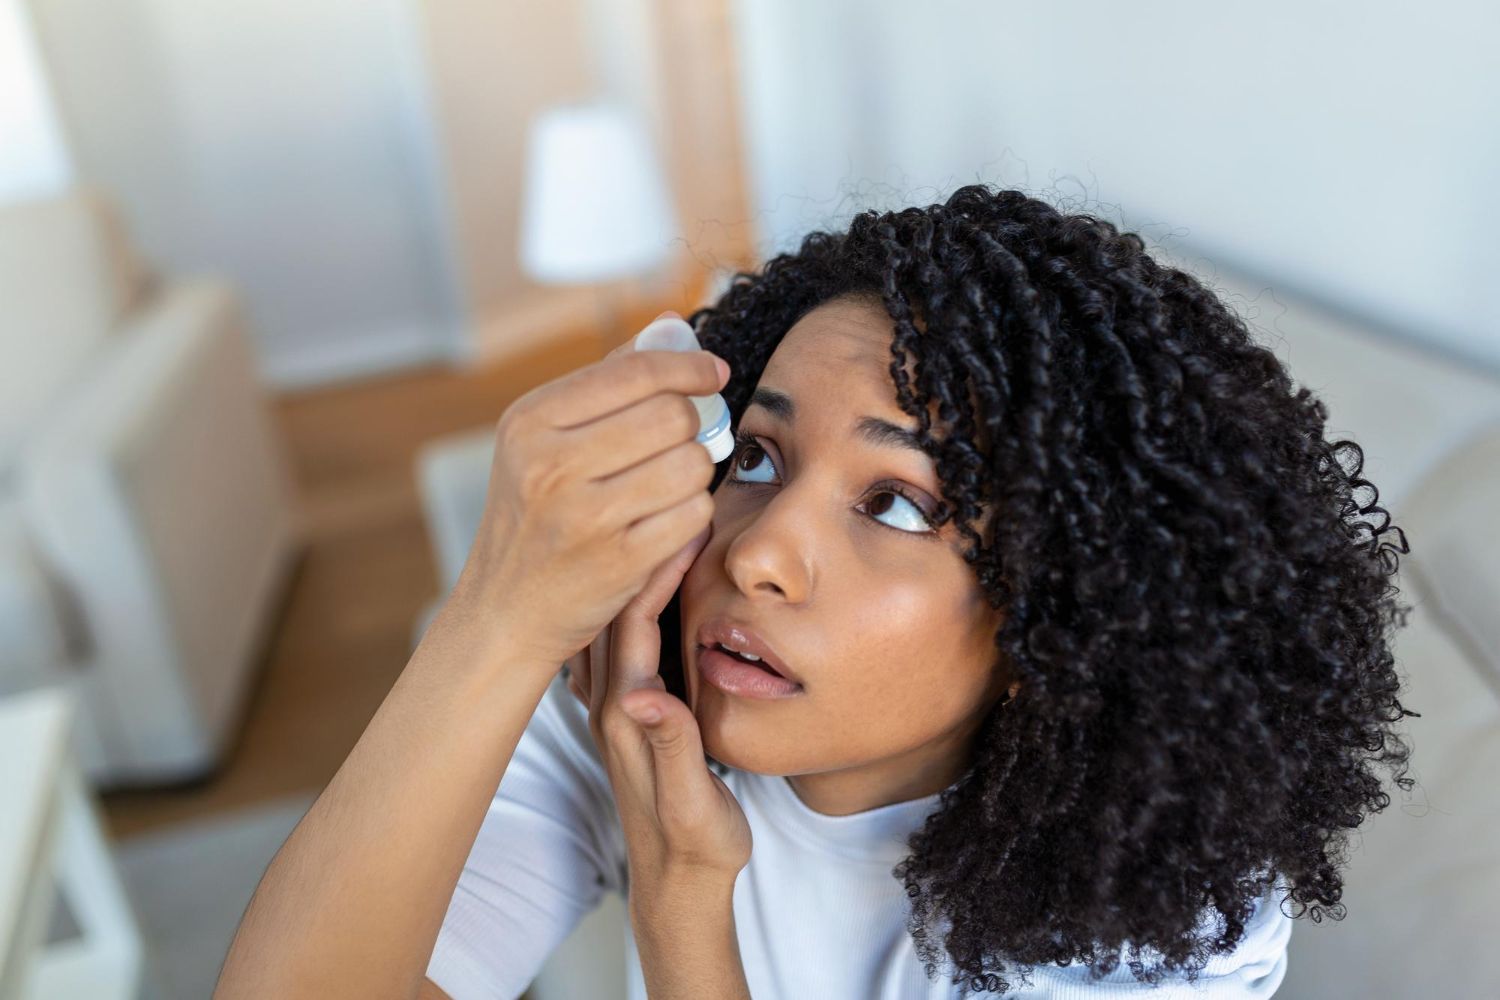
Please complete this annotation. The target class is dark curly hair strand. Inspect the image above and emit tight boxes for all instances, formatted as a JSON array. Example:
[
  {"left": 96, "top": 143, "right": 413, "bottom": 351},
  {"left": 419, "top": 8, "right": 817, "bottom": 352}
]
[{"left": 673, "top": 184, "right": 1418, "bottom": 995}]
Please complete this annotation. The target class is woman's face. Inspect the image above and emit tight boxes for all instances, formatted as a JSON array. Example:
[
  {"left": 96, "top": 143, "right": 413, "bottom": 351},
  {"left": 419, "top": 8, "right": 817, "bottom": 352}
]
[{"left": 678, "top": 295, "right": 1015, "bottom": 816}]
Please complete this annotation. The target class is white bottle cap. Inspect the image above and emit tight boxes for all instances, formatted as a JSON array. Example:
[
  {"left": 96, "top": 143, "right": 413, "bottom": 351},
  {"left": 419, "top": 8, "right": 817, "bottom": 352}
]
[
  {"left": 633, "top": 315, "right": 701, "bottom": 352},
  {"left": 699, "top": 402, "right": 735, "bottom": 463},
  {"left": 633, "top": 316, "right": 735, "bottom": 463}
]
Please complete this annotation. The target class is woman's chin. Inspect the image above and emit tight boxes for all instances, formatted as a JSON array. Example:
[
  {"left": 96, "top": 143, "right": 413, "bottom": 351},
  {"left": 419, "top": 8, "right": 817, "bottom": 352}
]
[{"left": 697, "top": 720, "right": 798, "bottom": 776}]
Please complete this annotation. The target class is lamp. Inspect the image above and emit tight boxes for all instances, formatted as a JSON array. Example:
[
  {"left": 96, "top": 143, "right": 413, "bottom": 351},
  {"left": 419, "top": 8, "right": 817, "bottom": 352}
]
[{"left": 519, "top": 101, "right": 680, "bottom": 353}]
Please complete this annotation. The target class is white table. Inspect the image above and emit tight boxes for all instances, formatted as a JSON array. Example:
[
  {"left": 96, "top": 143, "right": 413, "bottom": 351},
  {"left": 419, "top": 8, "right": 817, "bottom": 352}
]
[{"left": 0, "top": 684, "right": 146, "bottom": 1000}]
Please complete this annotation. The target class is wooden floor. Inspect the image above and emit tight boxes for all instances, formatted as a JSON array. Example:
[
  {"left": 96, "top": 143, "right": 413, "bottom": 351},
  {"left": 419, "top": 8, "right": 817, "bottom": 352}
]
[{"left": 98, "top": 299, "right": 683, "bottom": 840}]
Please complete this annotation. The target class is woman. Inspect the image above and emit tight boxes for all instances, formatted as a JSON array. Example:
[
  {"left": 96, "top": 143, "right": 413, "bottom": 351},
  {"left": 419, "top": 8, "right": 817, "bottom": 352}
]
[{"left": 217, "top": 185, "right": 1417, "bottom": 999}]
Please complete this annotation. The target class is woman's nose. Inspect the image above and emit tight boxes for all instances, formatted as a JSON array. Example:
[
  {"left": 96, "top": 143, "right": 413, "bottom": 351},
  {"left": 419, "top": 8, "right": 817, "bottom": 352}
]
[{"left": 721, "top": 502, "right": 813, "bottom": 603}]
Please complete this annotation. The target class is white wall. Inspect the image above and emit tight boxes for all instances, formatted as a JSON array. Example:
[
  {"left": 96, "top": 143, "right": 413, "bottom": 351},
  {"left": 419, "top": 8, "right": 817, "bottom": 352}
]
[
  {"left": 406, "top": 0, "right": 599, "bottom": 367},
  {"left": 730, "top": 0, "right": 1500, "bottom": 372},
  {"left": 0, "top": 0, "right": 70, "bottom": 202},
  {"left": 25, "top": 0, "right": 464, "bottom": 389}
]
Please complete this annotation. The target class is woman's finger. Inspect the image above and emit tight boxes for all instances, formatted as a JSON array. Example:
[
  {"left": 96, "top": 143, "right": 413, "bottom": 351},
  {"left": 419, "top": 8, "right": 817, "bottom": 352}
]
[
  {"left": 609, "top": 524, "right": 712, "bottom": 699},
  {"left": 563, "top": 648, "right": 590, "bottom": 708},
  {"left": 621, "top": 690, "right": 722, "bottom": 828},
  {"left": 588, "top": 621, "right": 612, "bottom": 717}
]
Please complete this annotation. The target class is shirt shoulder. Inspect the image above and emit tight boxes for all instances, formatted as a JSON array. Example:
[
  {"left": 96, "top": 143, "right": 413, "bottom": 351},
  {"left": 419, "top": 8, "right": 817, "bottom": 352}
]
[{"left": 1037, "top": 878, "right": 1293, "bottom": 997}]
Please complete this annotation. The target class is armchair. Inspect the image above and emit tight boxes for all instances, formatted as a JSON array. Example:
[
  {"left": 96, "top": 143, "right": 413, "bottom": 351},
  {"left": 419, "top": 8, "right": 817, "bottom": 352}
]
[{"left": 0, "top": 188, "right": 305, "bottom": 788}]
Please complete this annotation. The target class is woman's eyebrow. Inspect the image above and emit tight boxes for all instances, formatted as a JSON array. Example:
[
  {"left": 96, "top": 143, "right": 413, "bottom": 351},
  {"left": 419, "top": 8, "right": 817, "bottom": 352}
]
[{"left": 748, "top": 387, "right": 928, "bottom": 456}]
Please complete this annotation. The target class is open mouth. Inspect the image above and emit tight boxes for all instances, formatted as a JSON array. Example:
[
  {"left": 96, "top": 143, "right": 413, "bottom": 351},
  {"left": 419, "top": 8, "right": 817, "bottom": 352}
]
[
  {"left": 695, "top": 643, "right": 803, "bottom": 698},
  {"left": 708, "top": 641, "right": 785, "bottom": 677}
]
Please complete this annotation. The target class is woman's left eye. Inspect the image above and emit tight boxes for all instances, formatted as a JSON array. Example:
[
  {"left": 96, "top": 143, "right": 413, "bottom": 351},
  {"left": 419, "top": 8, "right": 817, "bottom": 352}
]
[{"left": 725, "top": 431, "right": 936, "bottom": 535}]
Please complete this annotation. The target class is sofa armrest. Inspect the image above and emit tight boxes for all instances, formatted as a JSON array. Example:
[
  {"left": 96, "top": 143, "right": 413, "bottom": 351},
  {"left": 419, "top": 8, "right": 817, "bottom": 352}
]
[
  {"left": 14, "top": 279, "right": 304, "bottom": 776},
  {"left": 0, "top": 498, "right": 70, "bottom": 689}
]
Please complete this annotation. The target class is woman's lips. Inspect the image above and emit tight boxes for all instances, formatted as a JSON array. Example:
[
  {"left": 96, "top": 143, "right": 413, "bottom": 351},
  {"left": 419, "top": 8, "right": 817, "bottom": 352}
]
[
  {"left": 696, "top": 644, "right": 804, "bottom": 699},
  {"left": 694, "top": 618, "right": 800, "bottom": 683}
]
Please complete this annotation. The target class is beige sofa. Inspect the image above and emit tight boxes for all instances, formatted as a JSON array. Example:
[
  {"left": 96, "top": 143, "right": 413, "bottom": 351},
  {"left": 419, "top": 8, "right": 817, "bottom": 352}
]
[
  {"left": 0, "top": 188, "right": 305, "bottom": 788},
  {"left": 413, "top": 266, "right": 1500, "bottom": 998},
  {"left": 1214, "top": 272, "right": 1500, "bottom": 997}
]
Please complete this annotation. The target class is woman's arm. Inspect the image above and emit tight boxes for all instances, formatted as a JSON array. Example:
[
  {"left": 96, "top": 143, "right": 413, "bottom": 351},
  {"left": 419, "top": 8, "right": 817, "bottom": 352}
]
[
  {"left": 214, "top": 329, "right": 726, "bottom": 998},
  {"left": 214, "top": 589, "right": 561, "bottom": 1000},
  {"left": 631, "top": 876, "right": 753, "bottom": 1000}
]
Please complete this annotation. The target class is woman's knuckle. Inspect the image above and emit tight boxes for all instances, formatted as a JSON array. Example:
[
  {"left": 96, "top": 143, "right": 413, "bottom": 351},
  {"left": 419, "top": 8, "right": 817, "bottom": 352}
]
[
  {"left": 523, "top": 452, "right": 569, "bottom": 499},
  {"left": 497, "top": 400, "right": 535, "bottom": 448},
  {"left": 691, "top": 490, "right": 715, "bottom": 523},
  {"left": 624, "top": 352, "right": 658, "bottom": 394}
]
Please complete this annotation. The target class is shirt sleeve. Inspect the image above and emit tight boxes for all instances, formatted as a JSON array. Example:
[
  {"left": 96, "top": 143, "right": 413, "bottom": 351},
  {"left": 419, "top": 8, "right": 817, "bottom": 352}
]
[
  {"left": 1039, "top": 874, "right": 1294, "bottom": 997},
  {"left": 426, "top": 670, "right": 628, "bottom": 1000}
]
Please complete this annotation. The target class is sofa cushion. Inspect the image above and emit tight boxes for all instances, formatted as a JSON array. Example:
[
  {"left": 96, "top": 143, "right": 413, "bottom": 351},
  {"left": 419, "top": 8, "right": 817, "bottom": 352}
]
[
  {"left": 1396, "top": 422, "right": 1500, "bottom": 697},
  {"left": 1278, "top": 583, "right": 1500, "bottom": 997}
]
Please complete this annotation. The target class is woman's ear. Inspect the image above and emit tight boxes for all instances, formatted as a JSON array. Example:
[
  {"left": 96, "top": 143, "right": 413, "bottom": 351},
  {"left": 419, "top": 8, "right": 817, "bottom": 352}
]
[{"left": 987, "top": 660, "right": 1020, "bottom": 708}]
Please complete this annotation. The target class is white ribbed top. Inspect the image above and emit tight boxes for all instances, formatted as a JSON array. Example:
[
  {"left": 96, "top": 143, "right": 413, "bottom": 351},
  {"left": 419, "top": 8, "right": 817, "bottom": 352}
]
[{"left": 427, "top": 673, "right": 1292, "bottom": 999}]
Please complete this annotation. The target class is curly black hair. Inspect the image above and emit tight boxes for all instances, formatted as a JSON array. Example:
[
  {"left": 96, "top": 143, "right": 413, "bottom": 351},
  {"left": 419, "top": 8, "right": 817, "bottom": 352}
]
[{"left": 659, "top": 184, "right": 1420, "bottom": 995}]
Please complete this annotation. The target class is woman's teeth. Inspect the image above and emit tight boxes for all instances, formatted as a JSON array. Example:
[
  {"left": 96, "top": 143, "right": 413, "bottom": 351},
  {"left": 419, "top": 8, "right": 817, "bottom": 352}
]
[{"left": 718, "top": 643, "right": 766, "bottom": 666}]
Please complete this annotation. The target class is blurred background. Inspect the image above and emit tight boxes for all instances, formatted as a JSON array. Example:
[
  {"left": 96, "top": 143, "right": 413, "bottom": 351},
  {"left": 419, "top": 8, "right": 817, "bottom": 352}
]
[{"left": 1, "top": 1, "right": 1496, "bottom": 998}]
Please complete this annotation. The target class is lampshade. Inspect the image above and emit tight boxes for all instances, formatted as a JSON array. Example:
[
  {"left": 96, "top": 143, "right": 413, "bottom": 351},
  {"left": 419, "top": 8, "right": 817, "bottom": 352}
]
[{"left": 519, "top": 101, "right": 680, "bottom": 284}]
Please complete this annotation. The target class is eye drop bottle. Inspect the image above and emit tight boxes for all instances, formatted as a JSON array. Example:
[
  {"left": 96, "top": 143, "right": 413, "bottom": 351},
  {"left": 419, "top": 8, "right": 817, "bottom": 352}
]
[{"left": 633, "top": 315, "right": 735, "bottom": 463}]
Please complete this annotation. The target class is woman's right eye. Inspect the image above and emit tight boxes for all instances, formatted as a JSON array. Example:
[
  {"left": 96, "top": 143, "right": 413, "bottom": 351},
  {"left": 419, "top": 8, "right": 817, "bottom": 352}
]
[{"left": 729, "top": 432, "right": 776, "bottom": 484}]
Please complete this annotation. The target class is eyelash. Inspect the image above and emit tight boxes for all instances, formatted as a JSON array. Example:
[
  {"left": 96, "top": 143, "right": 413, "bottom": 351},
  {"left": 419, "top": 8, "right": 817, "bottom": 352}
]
[{"left": 723, "top": 429, "right": 939, "bottom": 537}]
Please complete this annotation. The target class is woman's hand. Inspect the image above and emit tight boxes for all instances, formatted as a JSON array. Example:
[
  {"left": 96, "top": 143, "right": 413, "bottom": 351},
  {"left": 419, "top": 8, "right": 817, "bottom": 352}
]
[
  {"left": 565, "top": 521, "right": 753, "bottom": 889},
  {"left": 450, "top": 310, "right": 728, "bottom": 668}
]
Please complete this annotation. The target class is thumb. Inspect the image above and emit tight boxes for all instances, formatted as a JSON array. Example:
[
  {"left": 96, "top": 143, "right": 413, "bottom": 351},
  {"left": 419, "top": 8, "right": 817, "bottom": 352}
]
[{"left": 620, "top": 692, "right": 718, "bottom": 796}]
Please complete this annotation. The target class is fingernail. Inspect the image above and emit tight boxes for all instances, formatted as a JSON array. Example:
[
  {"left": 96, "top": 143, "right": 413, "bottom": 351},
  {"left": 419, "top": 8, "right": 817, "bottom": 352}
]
[
  {"left": 625, "top": 701, "right": 662, "bottom": 725},
  {"left": 713, "top": 355, "right": 730, "bottom": 382},
  {"left": 657, "top": 309, "right": 681, "bottom": 320}
]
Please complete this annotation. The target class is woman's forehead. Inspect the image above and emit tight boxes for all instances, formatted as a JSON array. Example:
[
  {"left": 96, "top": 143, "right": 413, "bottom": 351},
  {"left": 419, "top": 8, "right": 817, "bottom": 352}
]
[
  {"left": 753, "top": 296, "right": 999, "bottom": 526},
  {"left": 763, "top": 298, "right": 916, "bottom": 402}
]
